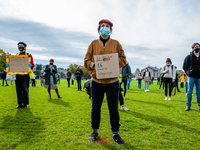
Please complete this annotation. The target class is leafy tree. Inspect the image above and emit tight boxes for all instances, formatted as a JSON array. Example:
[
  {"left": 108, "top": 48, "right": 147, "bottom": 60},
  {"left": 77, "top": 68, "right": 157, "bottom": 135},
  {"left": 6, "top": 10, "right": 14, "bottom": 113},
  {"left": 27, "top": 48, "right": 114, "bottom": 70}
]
[
  {"left": 0, "top": 49, "right": 11, "bottom": 72},
  {"left": 68, "top": 64, "right": 91, "bottom": 79}
]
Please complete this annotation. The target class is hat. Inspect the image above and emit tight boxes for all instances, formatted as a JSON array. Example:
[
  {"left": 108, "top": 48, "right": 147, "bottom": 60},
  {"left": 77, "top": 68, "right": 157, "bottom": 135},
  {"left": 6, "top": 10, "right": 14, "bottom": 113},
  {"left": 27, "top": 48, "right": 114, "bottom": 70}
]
[
  {"left": 18, "top": 42, "right": 27, "bottom": 47},
  {"left": 99, "top": 19, "right": 113, "bottom": 27}
]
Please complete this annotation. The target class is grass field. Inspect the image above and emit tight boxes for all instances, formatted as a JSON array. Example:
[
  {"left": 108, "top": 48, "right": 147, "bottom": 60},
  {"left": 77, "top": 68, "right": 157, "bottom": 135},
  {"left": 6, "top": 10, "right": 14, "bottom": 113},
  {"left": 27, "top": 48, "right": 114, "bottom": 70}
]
[{"left": 0, "top": 79, "right": 200, "bottom": 150}]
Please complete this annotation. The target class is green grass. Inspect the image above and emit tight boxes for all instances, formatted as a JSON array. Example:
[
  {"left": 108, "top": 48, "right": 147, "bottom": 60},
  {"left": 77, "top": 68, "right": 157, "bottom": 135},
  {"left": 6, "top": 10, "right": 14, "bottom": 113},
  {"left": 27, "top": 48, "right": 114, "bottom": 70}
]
[{"left": 0, "top": 79, "right": 200, "bottom": 150}]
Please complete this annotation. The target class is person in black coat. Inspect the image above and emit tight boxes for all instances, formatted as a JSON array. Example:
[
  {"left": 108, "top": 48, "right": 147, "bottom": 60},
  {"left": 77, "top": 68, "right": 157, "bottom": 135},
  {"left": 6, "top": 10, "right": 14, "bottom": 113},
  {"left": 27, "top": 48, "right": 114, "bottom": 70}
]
[
  {"left": 75, "top": 66, "right": 83, "bottom": 91},
  {"left": 2, "top": 70, "right": 8, "bottom": 86}
]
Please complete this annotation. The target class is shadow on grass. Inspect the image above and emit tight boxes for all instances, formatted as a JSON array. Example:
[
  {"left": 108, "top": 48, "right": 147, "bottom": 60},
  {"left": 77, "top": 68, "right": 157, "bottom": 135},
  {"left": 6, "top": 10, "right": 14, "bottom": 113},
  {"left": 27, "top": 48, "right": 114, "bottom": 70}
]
[
  {"left": 0, "top": 108, "right": 45, "bottom": 149},
  {"left": 123, "top": 111, "right": 200, "bottom": 134},
  {"left": 132, "top": 99, "right": 172, "bottom": 108},
  {"left": 100, "top": 140, "right": 138, "bottom": 150},
  {"left": 48, "top": 98, "right": 69, "bottom": 107}
]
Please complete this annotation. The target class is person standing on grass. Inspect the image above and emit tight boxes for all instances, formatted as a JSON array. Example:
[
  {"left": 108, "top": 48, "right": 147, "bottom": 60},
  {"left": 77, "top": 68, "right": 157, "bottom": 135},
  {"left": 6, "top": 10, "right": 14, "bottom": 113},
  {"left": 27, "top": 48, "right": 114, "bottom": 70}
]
[
  {"left": 137, "top": 73, "right": 142, "bottom": 89},
  {"left": 71, "top": 74, "right": 75, "bottom": 85},
  {"left": 57, "top": 74, "right": 61, "bottom": 85},
  {"left": 180, "top": 74, "right": 184, "bottom": 88},
  {"left": 143, "top": 68, "right": 151, "bottom": 92},
  {"left": 84, "top": 19, "right": 126, "bottom": 145},
  {"left": 174, "top": 66, "right": 181, "bottom": 92},
  {"left": 75, "top": 66, "right": 83, "bottom": 91},
  {"left": 2, "top": 70, "right": 8, "bottom": 86},
  {"left": 15, "top": 42, "right": 34, "bottom": 109},
  {"left": 66, "top": 68, "right": 72, "bottom": 87},
  {"left": 121, "top": 61, "right": 131, "bottom": 99},
  {"left": 44, "top": 59, "right": 62, "bottom": 99},
  {"left": 161, "top": 58, "right": 176, "bottom": 100},
  {"left": 157, "top": 76, "right": 160, "bottom": 85},
  {"left": 40, "top": 70, "right": 45, "bottom": 86},
  {"left": 119, "top": 71, "right": 129, "bottom": 111},
  {"left": 183, "top": 42, "right": 200, "bottom": 112}
]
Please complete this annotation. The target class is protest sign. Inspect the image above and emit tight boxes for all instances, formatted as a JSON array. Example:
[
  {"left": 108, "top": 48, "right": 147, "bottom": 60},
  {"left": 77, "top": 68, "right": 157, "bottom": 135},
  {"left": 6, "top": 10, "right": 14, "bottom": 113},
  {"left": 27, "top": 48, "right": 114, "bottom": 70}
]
[{"left": 94, "top": 53, "right": 120, "bottom": 79}]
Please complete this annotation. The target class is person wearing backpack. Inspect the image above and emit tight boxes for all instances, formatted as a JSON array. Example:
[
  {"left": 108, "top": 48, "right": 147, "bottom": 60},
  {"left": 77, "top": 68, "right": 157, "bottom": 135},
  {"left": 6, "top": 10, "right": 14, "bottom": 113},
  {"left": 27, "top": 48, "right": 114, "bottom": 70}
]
[
  {"left": 121, "top": 61, "right": 132, "bottom": 99},
  {"left": 161, "top": 58, "right": 176, "bottom": 100},
  {"left": 183, "top": 42, "right": 200, "bottom": 112}
]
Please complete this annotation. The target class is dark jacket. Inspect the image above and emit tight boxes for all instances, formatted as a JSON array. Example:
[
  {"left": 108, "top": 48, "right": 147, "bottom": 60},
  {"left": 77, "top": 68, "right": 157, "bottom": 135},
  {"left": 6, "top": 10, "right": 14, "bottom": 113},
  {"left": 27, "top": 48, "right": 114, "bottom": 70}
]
[
  {"left": 75, "top": 69, "right": 83, "bottom": 78},
  {"left": 183, "top": 52, "right": 200, "bottom": 78},
  {"left": 142, "top": 72, "right": 151, "bottom": 79},
  {"left": 44, "top": 65, "right": 57, "bottom": 84},
  {"left": 122, "top": 64, "right": 132, "bottom": 79},
  {"left": 2, "top": 72, "right": 6, "bottom": 79},
  {"left": 67, "top": 71, "right": 72, "bottom": 79}
]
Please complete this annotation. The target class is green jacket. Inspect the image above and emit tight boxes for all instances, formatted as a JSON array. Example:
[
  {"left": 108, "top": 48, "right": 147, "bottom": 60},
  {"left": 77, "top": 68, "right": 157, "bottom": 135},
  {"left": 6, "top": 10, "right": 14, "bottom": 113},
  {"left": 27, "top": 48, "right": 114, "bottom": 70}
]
[
  {"left": 44, "top": 65, "right": 57, "bottom": 85},
  {"left": 122, "top": 64, "right": 132, "bottom": 79}
]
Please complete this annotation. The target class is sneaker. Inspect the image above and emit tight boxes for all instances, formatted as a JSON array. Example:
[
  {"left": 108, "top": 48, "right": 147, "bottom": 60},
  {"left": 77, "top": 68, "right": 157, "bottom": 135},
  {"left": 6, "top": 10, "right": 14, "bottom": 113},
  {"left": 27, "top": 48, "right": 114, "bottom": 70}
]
[
  {"left": 21, "top": 105, "right": 27, "bottom": 109},
  {"left": 165, "top": 97, "right": 168, "bottom": 100},
  {"left": 121, "top": 106, "right": 129, "bottom": 111},
  {"left": 15, "top": 105, "right": 22, "bottom": 109},
  {"left": 185, "top": 107, "right": 190, "bottom": 111},
  {"left": 89, "top": 132, "right": 99, "bottom": 142},
  {"left": 113, "top": 134, "right": 125, "bottom": 145},
  {"left": 168, "top": 97, "right": 171, "bottom": 100}
]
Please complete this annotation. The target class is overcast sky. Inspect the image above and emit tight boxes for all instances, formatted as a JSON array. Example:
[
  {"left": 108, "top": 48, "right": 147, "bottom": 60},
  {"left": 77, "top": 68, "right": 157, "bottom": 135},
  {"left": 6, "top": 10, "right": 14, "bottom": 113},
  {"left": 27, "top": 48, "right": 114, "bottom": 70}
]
[{"left": 0, "top": 0, "right": 200, "bottom": 72}]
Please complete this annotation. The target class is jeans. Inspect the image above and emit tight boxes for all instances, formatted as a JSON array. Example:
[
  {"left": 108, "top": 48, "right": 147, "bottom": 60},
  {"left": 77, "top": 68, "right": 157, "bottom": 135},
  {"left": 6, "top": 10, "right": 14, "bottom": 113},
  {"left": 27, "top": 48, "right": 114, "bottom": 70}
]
[
  {"left": 138, "top": 80, "right": 141, "bottom": 89},
  {"left": 77, "top": 77, "right": 81, "bottom": 86},
  {"left": 186, "top": 77, "right": 200, "bottom": 108},
  {"left": 185, "top": 79, "right": 188, "bottom": 94},
  {"left": 127, "top": 78, "right": 131, "bottom": 89},
  {"left": 144, "top": 81, "right": 149, "bottom": 90},
  {"left": 91, "top": 81, "right": 120, "bottom": 132},
  {"left": 67, "top": 78, "right": 70, "bottom": 87}
]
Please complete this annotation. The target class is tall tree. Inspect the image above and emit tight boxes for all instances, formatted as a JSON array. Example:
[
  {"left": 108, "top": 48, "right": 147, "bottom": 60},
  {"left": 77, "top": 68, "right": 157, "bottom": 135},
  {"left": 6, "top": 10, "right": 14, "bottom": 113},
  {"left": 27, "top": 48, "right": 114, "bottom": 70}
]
[{"left": 0, "top": 49, "right": 11, "bottom": 72}]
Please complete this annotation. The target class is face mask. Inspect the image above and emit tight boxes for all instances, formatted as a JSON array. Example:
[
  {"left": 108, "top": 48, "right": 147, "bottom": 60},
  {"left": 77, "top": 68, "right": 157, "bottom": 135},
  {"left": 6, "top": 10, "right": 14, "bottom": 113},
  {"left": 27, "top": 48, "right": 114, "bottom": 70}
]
[
  {"left": 18, "top": 47, "right": 24, "bottom": 51},
  {"left": 166, "top": 63, "right": 170, "bottom": 66},
  {"left": 194, "top": 48, "right": 199, "bottom": 53},
  {"left": 50, "top": 63, "right": 53, "bottom": 65},
  {"left": 100, "top": 27, "right": 110, "bottom": 36}
]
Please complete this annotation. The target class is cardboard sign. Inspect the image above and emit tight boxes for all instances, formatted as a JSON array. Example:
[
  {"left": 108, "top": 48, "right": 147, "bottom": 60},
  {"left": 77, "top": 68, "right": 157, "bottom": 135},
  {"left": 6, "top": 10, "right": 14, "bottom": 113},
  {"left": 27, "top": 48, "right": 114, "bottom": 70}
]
[
  {"left": 143, "top": 77, "right": 151, "bottom": 81},
  {"left": 6, "top": 55, "right": 31, "bottom": 75},
  {"left": 94, "top": 53, "right": 120, "bottom": 79}
]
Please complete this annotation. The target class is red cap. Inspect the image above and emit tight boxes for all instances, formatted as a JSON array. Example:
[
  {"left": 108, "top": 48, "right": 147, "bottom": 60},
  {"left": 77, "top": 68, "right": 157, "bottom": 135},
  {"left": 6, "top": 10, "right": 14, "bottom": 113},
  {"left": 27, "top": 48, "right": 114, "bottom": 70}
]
[{"left": 99, "top": 19, "right": 113, "bottom": 27}]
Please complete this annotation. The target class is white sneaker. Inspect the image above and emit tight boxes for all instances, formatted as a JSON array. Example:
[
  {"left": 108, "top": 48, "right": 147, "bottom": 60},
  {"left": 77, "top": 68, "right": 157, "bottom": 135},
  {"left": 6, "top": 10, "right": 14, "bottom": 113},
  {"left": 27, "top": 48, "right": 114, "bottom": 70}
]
[
  {"left": 168, "top": 97, "right": 171, "bottom": 100},
  {"left": 121, "top": 106, "right": 129, "bottom": 111},
  {"left": 165, "top": 97, "right": 168, "bottom": 100}
]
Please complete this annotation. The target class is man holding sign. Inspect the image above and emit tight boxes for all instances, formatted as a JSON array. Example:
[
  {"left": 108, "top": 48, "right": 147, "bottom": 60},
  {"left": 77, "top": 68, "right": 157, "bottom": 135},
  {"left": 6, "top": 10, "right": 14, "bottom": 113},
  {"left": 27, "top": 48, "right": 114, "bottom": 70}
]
[{"left": 84, "top": 19, "right": 126, "bottom": 145}]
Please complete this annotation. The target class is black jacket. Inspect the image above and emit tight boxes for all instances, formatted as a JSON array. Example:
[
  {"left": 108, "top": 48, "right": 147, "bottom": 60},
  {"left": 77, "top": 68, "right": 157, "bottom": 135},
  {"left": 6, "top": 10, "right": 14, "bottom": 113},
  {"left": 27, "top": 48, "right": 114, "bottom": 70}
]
[
  {"left": 75, "top": 69, "right": 83, "bottom": 78},
  {"left": 183, "top": 51, "right": 200, "bottom": 78},
  {"left": 2, "top": 72, "right": 6, "bottom": 79}
]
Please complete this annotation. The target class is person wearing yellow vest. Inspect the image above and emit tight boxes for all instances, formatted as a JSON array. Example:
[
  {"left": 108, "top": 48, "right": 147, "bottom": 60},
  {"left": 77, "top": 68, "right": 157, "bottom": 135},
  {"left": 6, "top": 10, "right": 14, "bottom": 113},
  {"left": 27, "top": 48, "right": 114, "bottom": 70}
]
[{"left": 15, "top": 42, "right": 35, "bottom": 109}]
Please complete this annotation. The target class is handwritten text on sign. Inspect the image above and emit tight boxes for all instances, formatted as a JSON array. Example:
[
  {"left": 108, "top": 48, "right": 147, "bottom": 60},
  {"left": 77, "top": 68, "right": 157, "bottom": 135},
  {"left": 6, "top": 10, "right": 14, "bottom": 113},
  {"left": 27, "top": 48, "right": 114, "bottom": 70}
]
[
  {"left": 94, "top": 53, "right": 120, "bottom": 79},
  {"left": 9, "top": 57, "right": 29, "bottom": 73}
]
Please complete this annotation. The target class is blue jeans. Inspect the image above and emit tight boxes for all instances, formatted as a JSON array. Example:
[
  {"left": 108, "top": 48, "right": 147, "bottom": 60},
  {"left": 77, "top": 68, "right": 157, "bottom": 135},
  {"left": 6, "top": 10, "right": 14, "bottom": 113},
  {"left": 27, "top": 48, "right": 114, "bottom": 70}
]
[
  {"left": 186, "top": 77, "right": 200, "bottom": 108},
  {"left": 76, "top": 77, "right": 81, "bottom": 86},
  {"left": 138, "top": 80, "right": 141, "bottom": 89},
  {"left": 185, "top": 79, "right": 188, "bottom": 94},
  {"left": 144, "top": 81, "right": 149, "bottom": 90},
  {"left": 127, "top": 78, "right": 131, "bottom": 89}
]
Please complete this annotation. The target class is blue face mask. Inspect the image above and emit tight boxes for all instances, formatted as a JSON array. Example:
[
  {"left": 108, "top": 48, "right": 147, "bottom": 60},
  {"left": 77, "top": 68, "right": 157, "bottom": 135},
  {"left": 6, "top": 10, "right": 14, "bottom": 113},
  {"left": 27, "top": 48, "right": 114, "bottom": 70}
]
[{"left": 100, "top": 27, "right": 110, "bottom": 36}]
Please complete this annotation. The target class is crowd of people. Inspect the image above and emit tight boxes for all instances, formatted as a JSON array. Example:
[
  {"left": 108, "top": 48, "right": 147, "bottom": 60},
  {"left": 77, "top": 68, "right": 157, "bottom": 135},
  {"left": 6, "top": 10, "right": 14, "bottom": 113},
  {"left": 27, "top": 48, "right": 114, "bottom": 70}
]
[{"left": 1, "top": 19, "right": 200, "bottom": 146}]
